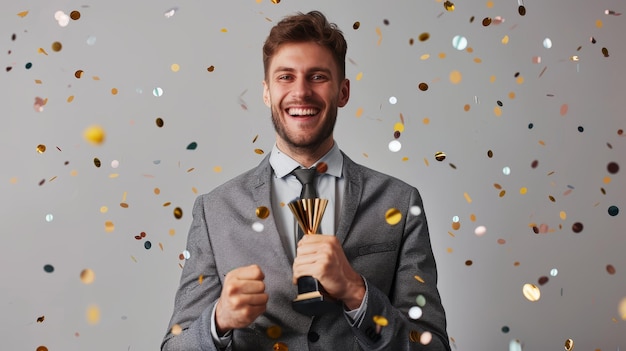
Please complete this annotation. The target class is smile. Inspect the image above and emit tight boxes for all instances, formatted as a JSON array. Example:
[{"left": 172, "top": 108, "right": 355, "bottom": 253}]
[{"left": 287, "top": 107, "right": 320, "bottom": 117}]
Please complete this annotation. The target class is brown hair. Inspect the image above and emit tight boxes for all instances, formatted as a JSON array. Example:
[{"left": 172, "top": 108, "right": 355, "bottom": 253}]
[{"left": 263, "top": 11, "right": 347, "bottom": 80}]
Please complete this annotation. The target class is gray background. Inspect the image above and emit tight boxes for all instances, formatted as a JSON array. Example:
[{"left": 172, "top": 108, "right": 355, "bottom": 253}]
[{"left": 1, "top": 0, "right": 624, "bottom": 350}]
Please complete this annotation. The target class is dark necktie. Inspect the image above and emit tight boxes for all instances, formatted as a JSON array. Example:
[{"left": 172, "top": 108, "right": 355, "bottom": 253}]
[
  {"left": 292, "top": 167, "right": 318, "bottom": 242},
  {"left": 292, "top": 167, "right": 318, "bottom": 199}
]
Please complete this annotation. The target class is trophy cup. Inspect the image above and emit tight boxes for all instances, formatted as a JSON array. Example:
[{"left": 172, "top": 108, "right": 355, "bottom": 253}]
[{"left": 288, "top": 197, "right": 336, "bottom": 316}]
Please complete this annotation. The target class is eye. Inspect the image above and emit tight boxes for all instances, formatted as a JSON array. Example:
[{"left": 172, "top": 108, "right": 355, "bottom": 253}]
[
  {"left": 277, "top": 74, "right": 293, "bottom": 81},
  {"left": 311, "top": 74, "right": 328, "bottom": 81}
]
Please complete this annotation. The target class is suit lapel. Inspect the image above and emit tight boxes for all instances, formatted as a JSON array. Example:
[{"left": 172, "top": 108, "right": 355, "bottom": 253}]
[
  {"left": 250, "top": 156, "right": 294, "bottom": 268},
  {"left": 336, "top": 153, "right": 363, "bottom": 246}
]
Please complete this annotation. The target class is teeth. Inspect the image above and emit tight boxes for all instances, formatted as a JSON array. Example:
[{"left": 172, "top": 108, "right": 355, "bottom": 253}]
[{"left": 288, "top": 108, "right": 319, "bottom": 116}]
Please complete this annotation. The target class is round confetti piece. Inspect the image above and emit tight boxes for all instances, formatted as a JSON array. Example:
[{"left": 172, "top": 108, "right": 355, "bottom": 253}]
[
  {"left": 70, "top": 10, "right": 80, "bottom": 20},
  {"left": 86, "top": 35, "right": 97, "bottom": 45},
  {"left": 256, "top": 206, "right": 270, "bottom": 219},
  {"left": 608, "top": 206, "right": 619, "bottom": 216},
  {"left": 452, "top": 35, "right": 467, "bottom": 50},
  {"left": 435, "top": 151, "right": 446, "bottom": 161},
  {"left": 25, "top": 62, "right": 32, "bottom": 69},
  {"left": 409, "top": 330, "right": 420, "bottom": 342},
  {"left": 353, "top": 22, "right": 360, "bottom": 30},
  {"left": 409, "top": 206, "right": 422, "bottom": 216},
  {"left": 474, "top": 225, "right": 486, "bottom": 236},
  {"left": 173, "top": 207, "right": 183, "bottom": 219},
  {"left": 51, "top": 41, "right": 62, "bottom": 52},
  {"left": 443, "top": 1, "right": 455, "bottom": 11},
  {"left": 502, "top": 166, "right": 511, "bottom": 175},
  {"left": 571, "top": 222, "right": 583, "bottom": 233},
  {"left": 418, "top": 82, "right": 429, "bottom": 91},
  {"left": 83, "top": 125, "right": 106, "bottom": 145},
  {"left": 408, "top": 306, "right": 422, "bottom": 319},
  {"left": 564, "top": 338, "right": 574, "bottom": 351},
  {"left": 104, "top": 221, "right": 115, "bottom": 232},
  {"left": 111, "top": 160, "right": 119, "bottom": 168},
  {"left": 36, "top": 346, "right": 48, "bottom": 351},
  {"left": 522, "top": 283, "right": 541, "bottom": 302},
  {"left": 607, "top": 162, "right": 619, "bottom": 174},
  {"left": 316, "top": 162, "right": 328, "bottom": 174},
  {"left": 449, "top": 70, "right": 462, "bottom": 84},
  {"left": 482, "top": 17, "right": 492, "bottom": 26},
  {"left": 388, "top": 140, "right": 401, "bottom": 152},
  {"left": 153, "top": 87, "right": 164, "bottom": 97},
  {"left": 273, "top": 342, "right": 288, "bottom": 351},
  {"left": 465, "top": 260, "right": 473, "bottom": 266},
  {"left": 420, "top": 331, "right": 432, "bottom": 345},
  {"left": 606, "top": 264, "right": 616, "bottom": 275},
  {"left": 415, "top": 294, "right": 426, "bottom": 307},
  {"left": 44, "top": 264, "right": 54, "bottom": 273},
  {"left": 86, "top": 304, "right": 101, "bottom": 325},
  {"left": 418, "top": 32, "right": 430, "bottom": 41},
  {"left": 207, "top": 65, "right": 215, "bottom": 72},
  {"left": 389, "top": 96, "right": 397, "bottom": 104},
  {"left": 373, "top": 315, "right": 388, "bottom": 327},
  {"left": 385, "top": 208, "right": 402, "bottom": 225},
  {"left": 538, "top": 276, "right": 549, "bottom": 286},
  {"left": 550, "top": 268, "right": 558, "bottom": 277},
  {"left": 45, "top": 214, "right": 54, "bottom": 222},
  {"left": 266, "top": 325, "right": 282, "bottom": 339},
  {"left": 80, "top": 269, "right": 95, "bottom": 284},
  {"left": 171, "top": 63, "right": 180, "bottom": 72},
  {"left": 171, "top": 324, "right": 182, "bottom": 336},
  {"left": 187, "top": 142, "right": 198, "bottom": 150},
  {"left": 144, "top": 241, "right": 152, "bottom": 250},
  {"left": 502, "top": 326, "right": 510, "bottom": 333},
  {"left": 518, "top": 5, "right": 526, "bottom": 16},
  {"left": 252, "top": 222, "right": 264, "bottom": 232},
  {"left": 543, "top": 38, "right": 552, "bottom": 49},
  {"left": 156, "top": 117, "right": 164, "bottom": 127}
]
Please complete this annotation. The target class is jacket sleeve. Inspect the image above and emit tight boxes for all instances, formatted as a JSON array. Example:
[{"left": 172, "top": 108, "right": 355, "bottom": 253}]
[
  {"left": 161, "top": 195, "right": 230, "bottom": 351},
  {"left": 351, "top": 188, "right": 451, "bottom": 351}
]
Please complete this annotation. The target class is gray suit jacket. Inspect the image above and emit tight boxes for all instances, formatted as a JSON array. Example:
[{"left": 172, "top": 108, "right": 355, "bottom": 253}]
[{"left": 162, "top": 152, "right": 450, "bottom": 350}]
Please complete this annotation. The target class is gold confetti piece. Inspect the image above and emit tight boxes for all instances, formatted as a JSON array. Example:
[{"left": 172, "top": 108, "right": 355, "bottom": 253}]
[
  {"left": 266, "top": 325, "right": 282, "bottom": 339},
  {"left": 435, "top": 151, "right": 446, "bottom": 161},
  {"left": 447, "top": 232, "right": 455, "bottom": 237},
  {"left": 51, "top": 41, "right": 62, "bottom": 52},
  {"left": 353, "top": 21, "right": 360, "bottom": 30},
  {"left": 606, "top": 264, "right": 616, "bottom": 275},
  {"left": 596, "top": 19, "right": 603, "bottom": 28},
  {"left": 70, "top": 10, "right": 81, "bottom": 20},
  {"left": 169, "top": 229, "right": 176, "bottom": 236},
  {"left": 36, "top": 144, "right": 46, "bottom": 154},
  {"left": 473, "top": 57, "right": 482, "bottom": 63},
  {"left": 174, "top": 207, "right": 183, "bottom": 219},
  {"left": 501, "top": 35, "right": 509, "bottom": 45},
  {"left": 83, "top": 125, "right": 105, "bottom": 145},
  {"left": 418, "top": 32, "right": 430, "bottom": 41},
  {"left": 451, "top": 221, "right": 460, "bottom": 230},
  {"left": 171, "top": 63, "right": 180, "bottom": 72},
  {"left": 187, "top": 168, "right": 195, "bottom": 173},
  {"left": 254, "top": 148, "right": 264, "bottom": 155},
  {"left": 520, "top": 187, "right": 527, "bottom": 195},
  {"left": 420, "top": 54, "right": 430, "bottom": 60},
  {"left": 80, "top": 269, "right": 95, "bottom": 284},
  {"left": 104, "top": 221, "right": 114, "bottom": 232},
  {"left": 159, "top": 242, "right": 164, "bottom": 251},
  {"left": 120, "top": 203, "right": 129, "bottom": 208},
  {"left": 163, "top": 202, "right": 171, "bottom": 207},
  {"left": 198, "top": 275, "right": 204, "bottom": 284},
  {"left": 564, "top": 339, "right": 574, "bottom": 351},
  {"left": 449, "top": 70, "right": 462, "bottom": 84},
  {"left": 37, "top": 316, "right": 45, "bottom": 323},
  {"left": 86, "top": 305, "right": 101, "bottom": 325},
  {"left": 38, "top": 48, "right": 48, "bottom": 55},
  {"left": 256, "top": 206, "right": 270, "bottom": 219},
  {"left": 111, "top": 88, "right": 118, "bottom": 95},
  {"left": 108, "top": 173, "right": 119, "bottom": 178},
  {"left": 619, "top": 297, "right": 626, "bottom": 320},
  {"left": 17, "top": 10, "right": 29, "bottom": 17},
  {"left": 270, "top": 0, "right": 280, "bottom": 3},
  {"left": 422, "top": 117, "right": 430, "bottom": 125},
  {"left": 446, "top": 247, "right": 453, "bottom": 253},
  {"left": 35, "top": 79, "right": 42, "bottom": 84},
  {"left": 522, "top": 283, "right": 541, "bottom": 302},
  {"left": 171, "top": 324, "right": 182, "bottom": 336},
  {"left": 443, "top": 1, "right": 455, "bottom": 11},
  {"left": 131, "top": 256, "right": 138, "bottom": 263},
  {"left": 67, "top": 95, "right": 74, "bottom": 103},
  {"left": 92, "top": 76, "right": 100, "bottom": 80},
  {"left": 356, "top": 72, "right": 363, "bottom": 81},
  {"left": 213, "top": 166, "right": 222, "bottom": 173},
  {"left": 273, "top": 342, "right": 288, "bottom": 351},
  {"left": 385, "top": 208, "right": 402, "bottom": 225},
  {"left": 414, "top": 275, "right": 425, "bottom": 283},
  {"left": 192, "top": 187, "right": 198, "bottom": 194},
  {"left": 207, "top": 65, "right": 215, "bottom": 72},
  {"left": 355, "top": 107, "right": 363, "bottom": 117},
  {"left": 373, "top": 315, "right": 388, "bottom": 327},
  {"left": 463, "top": 192, "right": 472, "bottom": 203},
  {"left": 220, "top": 28, "right": 228, "bottom": 33},
  {"left": 494, "top": 106, "right": 502, "bottom": 117},
  {"left": 36, "top": 347, "right": 48, "bottom": 351}
]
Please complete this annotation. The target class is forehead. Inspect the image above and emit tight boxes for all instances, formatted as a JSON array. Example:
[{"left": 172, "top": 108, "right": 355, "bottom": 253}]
[{"left": 268, "top": 42, "right": 338, "bottom": 73}]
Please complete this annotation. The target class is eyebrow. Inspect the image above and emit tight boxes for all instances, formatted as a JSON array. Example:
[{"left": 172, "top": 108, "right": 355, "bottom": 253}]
[{"left": 272, "top": 66, "right": 333, "bottom": 76}]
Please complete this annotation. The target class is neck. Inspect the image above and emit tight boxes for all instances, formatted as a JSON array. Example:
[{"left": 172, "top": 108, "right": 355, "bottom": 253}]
[{"left": 276, "top": 138, "right": 334, "bottom": 168}]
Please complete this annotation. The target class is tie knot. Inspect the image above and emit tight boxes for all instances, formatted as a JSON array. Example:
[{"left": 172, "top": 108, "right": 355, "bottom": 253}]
[
  {"left": 292, "top": 167, "right": 317, "bottom": 185},
  {"left": 292, "top": 167, "right": 318, "bottom": 199}
]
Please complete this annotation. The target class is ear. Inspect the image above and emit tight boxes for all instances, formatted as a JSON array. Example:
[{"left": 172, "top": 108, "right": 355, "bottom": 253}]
[
  {"left": 262, "top": 80, "right": 271, "bottom": 107},
  {"left": 337, "top": 79, "right": 350, "bottom": 107}
]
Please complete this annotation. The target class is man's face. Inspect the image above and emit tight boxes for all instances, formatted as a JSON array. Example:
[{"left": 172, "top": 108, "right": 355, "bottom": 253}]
[{"left": 263, "top": 42, "right": 350, "bottom": 154}]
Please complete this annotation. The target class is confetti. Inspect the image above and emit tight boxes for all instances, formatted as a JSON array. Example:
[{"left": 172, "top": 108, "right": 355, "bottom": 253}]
[
  {"left": 543, "top": 38, "right": 552, "bottom": 49},
  {"left": 608, "top": 206, "right": 619, "bottom": 216},
  {"left": 522, "top": 283, "right": 541, "bottom": 301},
  {"left": 80, "top": 269, "right": 95, "bottom": 284},
  {"left": 51, "top": 41, "right": 63, "bottom": 52},
  {"left": 564, "top": 338, "right": 574, "bottom": 351},
  {"left": 385, "top": 208, "right": 402, "bottom": 225},
  {"left": 86, "top": 305, "right": 100, "bottom": 325},
  {"left": 266, "top": 325, "right": 282, "bottom": 339},
  {"left": 173, "top": 207, "right": 183, "bottom": 219},
  {"left": 443, "top": 1, "right": 455, "bottom": 11},
  {"left": 187, "top": 142, "right": 198, "bottom": 150},
  {"left": 388, "top": 140, "right": 401, "bottom": 152},
  {"left": 83, "top": 126, "right": 106, "bottom": 145},
  {"left": 273, "top": 342, "right": 288, "bottom": 351},
  {"left": 256, "top": 206, "right": 270, "bottom": 219},
  {"left": 452, "top": 35, "right": 468, "bottom": 50},
  {"left": 435, "top": 151, "right": 446, "bottom": 161}
]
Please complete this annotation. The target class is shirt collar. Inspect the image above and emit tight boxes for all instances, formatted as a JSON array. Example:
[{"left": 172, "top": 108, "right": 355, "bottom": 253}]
[{"left": 269, "top": 142, "right": 343, "bottom": 179}]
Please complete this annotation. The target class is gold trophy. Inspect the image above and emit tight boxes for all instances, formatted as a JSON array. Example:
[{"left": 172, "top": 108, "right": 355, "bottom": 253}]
[{"left": 288, "top": 197, "right": 336, "bottom": 316}]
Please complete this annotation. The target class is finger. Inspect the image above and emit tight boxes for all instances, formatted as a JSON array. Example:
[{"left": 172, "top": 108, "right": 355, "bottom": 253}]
[{"left": 230, "top": 264, "right": 265, "bottom": 280}]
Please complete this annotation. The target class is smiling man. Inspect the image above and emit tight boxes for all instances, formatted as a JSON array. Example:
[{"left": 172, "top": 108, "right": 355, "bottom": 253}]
[{"left": 162, "top": 11, "right": 450, "bottom": 351}]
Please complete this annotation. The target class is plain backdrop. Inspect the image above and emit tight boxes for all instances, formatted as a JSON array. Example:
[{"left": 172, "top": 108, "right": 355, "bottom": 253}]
[{"left": 1, "top": 0, "right": 624, "bottom": 350}]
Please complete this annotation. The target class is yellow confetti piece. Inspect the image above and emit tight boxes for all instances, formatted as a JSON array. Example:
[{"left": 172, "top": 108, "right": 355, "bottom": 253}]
[
  {"left": 501, "top": 35, "right": 509, "bottom": 45},
  {"left": 420, "top": 54, "right": 430, "bottom": 60},
  {"left": 92, "top": 76, "right": 100, "bottom": 80},
  {"left": 508, "top": 92, "right": 516, "bottom": 99},
  {"left": 402, "top": 157, "right": 409, "bottom": 162},
  {"left": 464, "top": 192, "right": 472, "bottom": 203},
  {"left": 619, "top": 297, "right": 626, "bottom": 320},
  {"left": 80, "top": 269, "right": 95, "bottom": 284},
  {"left": 447, "top": 231, "right": 455, "bottom": 237},
  {"left": 171, "top": 324, "right": 182, "bottom": 336},
  {"left": 86, "top": 305, "right": 101, "bottom": 325},
  {"left": 356, "top": 72, "right": 363, "bottom": 81},
  {"left": 375, "top": 27, "right": 382, "bottom": 45},
  {"left": 490, "top": 75, "right": 496, "bottom": 83},
  {"left": 494, "top": 106, "right": 502, "bottom": 117},
  {"left": 438, "top": 52, "right": 446, "bottom": 59},
  {"left": 522, "top": 283, "right": 541, "bottom": 302},
  {"left": 171, "top": 63, "right": 180, "bottom": 72},
  {"left": 422, "top": 117, "right": 430, "bottom": 125},
  {"left": 596, "top": 19, "right": 603, "bottom": 28},
  {"left": 35, "top": 79, "right": 42, "bottom": 84},
  {"left": 385, "top": 208, "right": 402, "bottom": 225},
  {"left": 67, "top": 95, "right": 74, "bottom": 103},
  {"left": 449, "top": 70, "right": 462, "bottom": 84},
  {"left": 355, "top": 107, "right": 363, "bottom": 118},
  {"left": 104, "top": 221, "right": 114, "bottom": 232},
  {"left": 108, "top": 173, "right": 119, "bottom": 178},
  {"left": 520, "top": 187, "right": 527, "bottom": 195},
  {"left": 516, "top": 76, "right": 524, "bottom": 84},
  {"left": 213, "top": 166, "right": 222, "bottom": 173},
  {"left": 446, "top": 247, "right": 453, "bottom": 253},
  {"left": 373, "top": 315, "right": 388, "bottom": 327},
  {"left": 169, "top": 229, "right": 176, "bottom": 236},
  {"left": 131, "top": 256, "right": 137, "bottom": 262},
  {"left": 473, "top": 57, "right": 482, "bottom": 63},
  {"left": 192, "top": 187, "right": 198, "bottom": 194},
  {"left": 38, "top": 48, "right": 48, "bottom": 55},
  {"left": 17, "top": 10, "right": 29, "bottom": 17},
  {"left": 394, "top": 122, "right": 405, "bottom": 133},
  {"left": 470, "top": 214, "right": 476, "bottom": 222},
  {"left": 414, "top": 275, "right": 425, "bottom": 283},
  {"left": 220, "top": 28, "right": 228, "bottom": 33},
  {"left": 423, "top": 158, "right": 429, "bottom": 166},
  {"left": 603, "top": 176, "right": 611, "bottom": 184},
  {"left": 111, "top": 88, "right": 118, "bottom": 95}
]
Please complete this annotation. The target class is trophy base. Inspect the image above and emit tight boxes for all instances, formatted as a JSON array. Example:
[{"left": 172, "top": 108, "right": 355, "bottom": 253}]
[{"left": 292, "top": 291, "right": 337, "bottom": 316}]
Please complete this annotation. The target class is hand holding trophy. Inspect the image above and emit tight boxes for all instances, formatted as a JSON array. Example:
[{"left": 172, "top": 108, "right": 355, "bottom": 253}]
[{"left": 289, "top": 168, "right": 337, "bottom": 316}]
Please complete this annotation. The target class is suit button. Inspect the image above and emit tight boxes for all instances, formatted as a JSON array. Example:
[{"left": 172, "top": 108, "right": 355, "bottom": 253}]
[{"left": 308, "top": 331, "right": 320, "bottom": 342}]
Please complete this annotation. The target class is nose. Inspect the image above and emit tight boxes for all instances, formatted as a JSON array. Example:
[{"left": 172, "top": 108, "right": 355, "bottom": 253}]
[{"left": 291, "top": 77, "right": 312, "bottom": 99}]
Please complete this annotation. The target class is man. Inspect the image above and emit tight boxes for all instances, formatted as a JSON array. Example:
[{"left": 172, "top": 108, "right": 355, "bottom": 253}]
[{"left": 162, "top": 11, "right": 450, "bottom": 351}]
